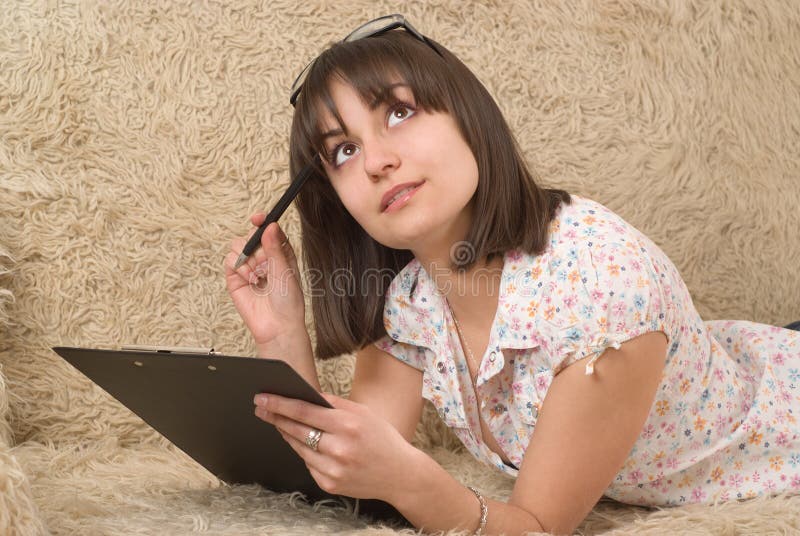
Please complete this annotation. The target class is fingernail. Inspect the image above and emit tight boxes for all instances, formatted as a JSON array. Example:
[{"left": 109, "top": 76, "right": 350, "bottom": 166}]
[{"left": 254, "top": 394, "right": 268, "bottom": 406}]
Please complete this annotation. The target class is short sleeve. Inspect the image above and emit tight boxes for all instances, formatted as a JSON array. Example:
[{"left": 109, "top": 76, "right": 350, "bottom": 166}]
[
  {"left": 555, "top": 237, "right": 671, "bottom": 375},
  {"left": 373, "top": 334, "right": 428, "bottom": 371}
]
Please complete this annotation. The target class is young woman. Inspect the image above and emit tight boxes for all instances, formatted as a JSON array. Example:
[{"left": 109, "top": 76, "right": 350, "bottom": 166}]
[{"left": 224, "top": 15, "right": 800, "bottom": 535}]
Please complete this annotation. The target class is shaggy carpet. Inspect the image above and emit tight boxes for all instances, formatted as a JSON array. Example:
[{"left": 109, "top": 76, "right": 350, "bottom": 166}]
[{"left": 1, "top": 0, "right": 799, "bottom": 534}]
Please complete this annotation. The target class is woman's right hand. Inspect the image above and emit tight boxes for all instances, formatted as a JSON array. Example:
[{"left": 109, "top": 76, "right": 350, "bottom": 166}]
[{"left": 224, "top": 214, "right": 317, "bottom": 384}]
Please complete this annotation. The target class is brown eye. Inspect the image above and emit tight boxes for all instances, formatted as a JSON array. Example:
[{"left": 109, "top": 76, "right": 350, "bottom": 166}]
[
  {"left": 333, "top": 142, "right": 360, "bottom": 167},
  {"left": 387, "top": 104, "right": 415, "bottom": 127}
]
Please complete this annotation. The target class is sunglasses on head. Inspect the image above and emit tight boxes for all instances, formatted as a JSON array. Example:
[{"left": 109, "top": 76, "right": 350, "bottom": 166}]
[{"left": 289, "top": 14, "right": 443, "bottom": 107}]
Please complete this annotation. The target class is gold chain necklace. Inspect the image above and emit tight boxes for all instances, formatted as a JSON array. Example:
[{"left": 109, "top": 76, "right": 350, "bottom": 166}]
[{"left": 447, "top": 300, "right": 481, "bottom": 380}]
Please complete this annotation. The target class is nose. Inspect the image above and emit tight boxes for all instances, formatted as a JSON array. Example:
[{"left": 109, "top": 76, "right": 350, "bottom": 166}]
[{"left": 362, "top": 135, "right": 400, "bottom": 181}]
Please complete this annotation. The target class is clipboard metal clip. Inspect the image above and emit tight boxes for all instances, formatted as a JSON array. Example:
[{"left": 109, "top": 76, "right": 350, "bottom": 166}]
[{"left": 120, "top": 344, "right": 220, "bottom": 355}]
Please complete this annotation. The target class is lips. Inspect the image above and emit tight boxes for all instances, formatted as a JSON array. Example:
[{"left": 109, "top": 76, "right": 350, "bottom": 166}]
[{"left": 380, "top": 181, "right": 424, "bottom": 212}]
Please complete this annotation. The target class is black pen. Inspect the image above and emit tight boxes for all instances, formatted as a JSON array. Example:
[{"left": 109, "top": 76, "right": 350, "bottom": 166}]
[{"left": 233, "top": 155, "right": 320, "bottom": 270}]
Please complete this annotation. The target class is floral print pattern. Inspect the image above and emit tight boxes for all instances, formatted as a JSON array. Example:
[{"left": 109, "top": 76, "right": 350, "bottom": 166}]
[{"left": 375, "top": 195, "right": 800, "bottom": 506}]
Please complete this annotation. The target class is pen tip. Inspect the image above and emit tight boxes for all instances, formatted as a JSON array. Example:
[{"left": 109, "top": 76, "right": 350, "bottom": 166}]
[{"left": 233, "top": 253, "right": 247, "bottom": 270}]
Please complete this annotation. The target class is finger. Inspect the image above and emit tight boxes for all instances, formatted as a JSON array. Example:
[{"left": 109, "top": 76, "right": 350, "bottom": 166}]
[
  {"left": 225, "top": 237, "right": 249, "bottom": 270},
  {"left": 268, "top": 223, "right": 302, "bottom": 281},
  {"left": 223, "top": 251, "right": 245, "bottom": 281},
  {"left": 278, "top": 428, "right": 328, "bottom": 471},
  {"left": 250, "top": 212, "right": 267, "bottom": 227},
  {"left": 224, "top": 246, "right": 250, "bottom": 280},
  {"left": 256, "top": 406, "right": 300, "bottom": 437},
  {"left": 226, "top": 237, "right": 247, "bottom": 267},
  {"left": 224, "top": 239, "right": 259, "bottom": 282},
  {"left": 226, "top": 234, "right": 268, "bottom": 281},
  {"left": 257, "top": 223, "right": 300, "bottom": 285},
  {"left": 270, "top": 414, "right": 327, "bottom": 453},
  {"left": 276, "top": 226, "right": 301, "bottom": 275},
  {"left": 225, "top": 222, "right": 298, "bottom": 292},
  {"left": 282, "top": 432, "right": 345, "bottom": 497},
  {"left": 255, "top": 393, "right": 331, "bottom": 431},
  {"left": 306, "top": 465, "right": 335, "bottom": 495},
  {"left": 282, "top": 429, "right": 324, "bottom": 459},
  {"left": 242, "top": 227, "right": 270, "bottom": 272}
]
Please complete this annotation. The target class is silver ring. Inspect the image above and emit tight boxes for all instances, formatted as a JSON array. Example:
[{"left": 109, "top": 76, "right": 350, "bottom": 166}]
[{"left": 305, "top": 428, "right": 322, "bottom": 451}]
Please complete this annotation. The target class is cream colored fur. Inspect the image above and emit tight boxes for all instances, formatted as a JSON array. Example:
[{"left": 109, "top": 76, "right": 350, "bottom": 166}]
[{"left": 1, "top": 1, "right": 799, "bottom": 534}]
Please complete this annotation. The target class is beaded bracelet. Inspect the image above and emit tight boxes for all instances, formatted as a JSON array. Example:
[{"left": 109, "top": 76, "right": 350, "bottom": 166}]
[{"left": 467, "top": 486, "right": 488, "bottom": 536}]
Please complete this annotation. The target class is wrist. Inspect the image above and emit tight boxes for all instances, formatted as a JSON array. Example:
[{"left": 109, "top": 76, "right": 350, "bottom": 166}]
[
  {"left": 382, "top": 448, "right": 489, "bottom": 534},
  {"left": 255, "top": 328, "right": 319, "bottom": 389},
  {"left": 467, "top": 486, "right": 488, "bottom": 536},
  {"left": 383, "top": 445, "right": 433, "bottom": 506},
  {"left": 255, "top": 325, "right": 311, "bottom": 358}
]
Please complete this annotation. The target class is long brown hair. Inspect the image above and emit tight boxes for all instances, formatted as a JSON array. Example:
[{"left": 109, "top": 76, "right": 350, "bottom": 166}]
[{"left": 290, "top": 31, "right": 570, "bottom": 359}]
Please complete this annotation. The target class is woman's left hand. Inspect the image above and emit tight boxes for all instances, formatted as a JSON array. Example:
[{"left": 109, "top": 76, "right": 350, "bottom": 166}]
[{"left": 253, "top": 392, "right": 417, "bottom": 501}]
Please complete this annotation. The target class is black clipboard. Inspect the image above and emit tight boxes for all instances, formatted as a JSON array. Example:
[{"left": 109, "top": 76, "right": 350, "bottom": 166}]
[{"left": 52, "top": 345, "right": 405, "bottom": 523}]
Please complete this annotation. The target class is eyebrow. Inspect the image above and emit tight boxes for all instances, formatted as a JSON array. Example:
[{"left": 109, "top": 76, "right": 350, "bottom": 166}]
[
  {"left": 369, "top": 82, "right": 409, "bottom": 109},
  {"left": 320, "top": 128, "right": 344, "bottom": 141},
  {"left": 319, "top": 83, "right": 412, "bottom": 141}
]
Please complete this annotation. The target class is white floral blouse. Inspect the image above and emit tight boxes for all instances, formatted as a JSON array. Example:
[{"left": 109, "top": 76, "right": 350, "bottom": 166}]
[{"left": 375, "top": 195, "right": 800, "bottom": 506}]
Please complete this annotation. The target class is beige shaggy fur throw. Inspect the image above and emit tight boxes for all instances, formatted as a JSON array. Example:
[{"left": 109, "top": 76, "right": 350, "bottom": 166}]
[{"left": 1, "top": 1, "right": 799, "bottom": 534}]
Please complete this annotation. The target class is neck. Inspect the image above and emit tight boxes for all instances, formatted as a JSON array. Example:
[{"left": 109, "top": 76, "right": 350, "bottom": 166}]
[{"left": 416, "top": 252, "right": 505, "bottom": 326}]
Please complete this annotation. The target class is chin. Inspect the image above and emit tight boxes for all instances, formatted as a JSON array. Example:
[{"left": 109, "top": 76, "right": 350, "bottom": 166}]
[
  {"left": 364, "top": 215, "right": 411, "bottom": 242},
  {"left": 375, "top": 237, "right": 416, "bottom": 252},
  {"left": 366, "top": 231, "right": 419, "bottom": 252}
]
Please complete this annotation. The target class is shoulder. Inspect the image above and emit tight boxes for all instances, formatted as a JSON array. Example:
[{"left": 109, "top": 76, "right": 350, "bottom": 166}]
[
  {"left": 379, "top": 258, "right": 445, "bottom": 367},
  {"left": 545, "top": 196, "right": 678, "bottom": 292},
  {"left": 382, "top": 258, "right": 443, "bottom": 341},
  {"left": 504, "top": 196, "right": 684, "bottom": 369},
  {"left": 373, "top": 334, "right": 431, "bottom": 371},
  {"left": 547, "top": 195, "right": 649, "bottom": 249},
  {"left": 510, "top": 195, "right": 667, "bottom": 296}
]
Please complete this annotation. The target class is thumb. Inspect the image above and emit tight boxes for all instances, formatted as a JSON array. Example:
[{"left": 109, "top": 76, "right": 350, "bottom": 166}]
[
  {"left": 275, "top": 223, "right": 301, "bottom": 274},
  {"left": 261, "top": 223, "right": 299, "bottom": 277}
]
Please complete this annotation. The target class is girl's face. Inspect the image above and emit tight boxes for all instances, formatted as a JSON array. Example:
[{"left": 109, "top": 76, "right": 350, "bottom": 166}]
[{"left": 318, "top": 79, "right": 479, "bottom": 260}]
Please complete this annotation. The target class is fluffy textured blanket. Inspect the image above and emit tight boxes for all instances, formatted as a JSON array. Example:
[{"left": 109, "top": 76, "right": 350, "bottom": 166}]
[{"left": 1, "top": 1, "right": 799, "bottom": 534}]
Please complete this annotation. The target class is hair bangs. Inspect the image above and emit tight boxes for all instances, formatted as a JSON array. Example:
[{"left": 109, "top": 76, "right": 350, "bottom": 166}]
[{"left": 293, "top": 32, "right": 451, "bottom": 162}]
